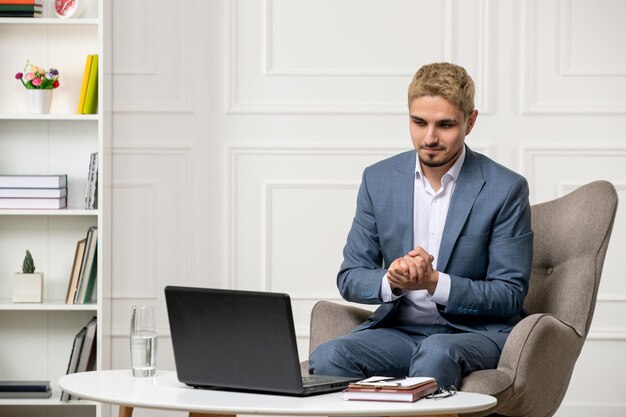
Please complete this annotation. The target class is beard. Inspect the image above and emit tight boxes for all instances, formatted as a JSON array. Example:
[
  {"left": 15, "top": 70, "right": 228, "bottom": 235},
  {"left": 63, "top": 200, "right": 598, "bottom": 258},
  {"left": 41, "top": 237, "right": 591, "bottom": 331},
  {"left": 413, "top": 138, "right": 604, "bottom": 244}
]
[{"left": 418, "top": 145, "right": 462, "bottom": 168}]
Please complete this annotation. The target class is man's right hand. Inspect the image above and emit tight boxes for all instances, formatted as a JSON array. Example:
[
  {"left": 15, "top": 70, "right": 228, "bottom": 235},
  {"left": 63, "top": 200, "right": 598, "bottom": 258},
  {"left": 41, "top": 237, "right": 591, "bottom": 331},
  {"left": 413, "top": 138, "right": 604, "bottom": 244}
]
[{"left": 387, "top": 247, "right": 437, "bottom": 293}]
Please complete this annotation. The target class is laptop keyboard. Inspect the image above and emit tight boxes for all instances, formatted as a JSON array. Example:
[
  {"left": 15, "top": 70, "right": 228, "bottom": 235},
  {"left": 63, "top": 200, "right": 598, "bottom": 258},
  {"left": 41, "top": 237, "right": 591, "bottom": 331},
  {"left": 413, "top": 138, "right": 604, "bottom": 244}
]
[{"left": 302, "top": 375, "right": 340, "bottom": 386}]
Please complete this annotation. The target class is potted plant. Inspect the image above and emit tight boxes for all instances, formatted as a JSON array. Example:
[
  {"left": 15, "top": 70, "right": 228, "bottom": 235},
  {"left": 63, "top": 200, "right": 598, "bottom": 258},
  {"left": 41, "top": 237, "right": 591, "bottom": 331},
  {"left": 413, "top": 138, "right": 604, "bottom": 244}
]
[
  {"left": 12, "top": 250, "right": 44, "bottom": 303},
  {"left": 15, "top": 60, "right": 60, "bottom": 114}
]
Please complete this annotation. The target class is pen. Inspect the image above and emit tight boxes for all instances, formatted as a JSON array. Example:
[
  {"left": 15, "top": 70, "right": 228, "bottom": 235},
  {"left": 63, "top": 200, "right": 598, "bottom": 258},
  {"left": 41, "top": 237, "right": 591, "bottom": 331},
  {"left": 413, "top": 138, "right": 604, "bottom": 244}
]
[
  {"left": 376, "top": 377, "right": 407, "bottom": 386},
  {"left": 357, "top": 377, "right": 407, "bottom": 387}
]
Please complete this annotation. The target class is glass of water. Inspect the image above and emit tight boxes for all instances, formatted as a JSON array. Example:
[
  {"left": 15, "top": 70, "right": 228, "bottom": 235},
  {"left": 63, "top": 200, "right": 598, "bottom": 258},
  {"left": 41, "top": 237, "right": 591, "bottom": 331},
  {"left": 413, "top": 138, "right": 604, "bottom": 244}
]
[{"left": 130, "top": 305, "right": 158, "bottom": 377}]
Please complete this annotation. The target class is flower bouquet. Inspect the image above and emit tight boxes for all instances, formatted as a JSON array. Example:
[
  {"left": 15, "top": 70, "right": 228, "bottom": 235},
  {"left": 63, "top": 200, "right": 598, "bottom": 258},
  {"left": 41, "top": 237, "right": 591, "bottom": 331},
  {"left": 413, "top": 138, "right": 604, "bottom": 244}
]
[
  {"left": 15, "top": 60, "right": 60, "bottom": 89},
  {"left": 14, "top": 61, "right": 60, "bottom": 113}
]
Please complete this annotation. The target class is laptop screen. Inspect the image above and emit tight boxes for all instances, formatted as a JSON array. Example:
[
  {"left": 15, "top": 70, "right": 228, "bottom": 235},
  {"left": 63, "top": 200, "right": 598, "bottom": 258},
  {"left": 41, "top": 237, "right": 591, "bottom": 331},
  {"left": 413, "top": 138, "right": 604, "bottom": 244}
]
[{"left": 165, "top": 286, "right": 306, "bottom": 394}]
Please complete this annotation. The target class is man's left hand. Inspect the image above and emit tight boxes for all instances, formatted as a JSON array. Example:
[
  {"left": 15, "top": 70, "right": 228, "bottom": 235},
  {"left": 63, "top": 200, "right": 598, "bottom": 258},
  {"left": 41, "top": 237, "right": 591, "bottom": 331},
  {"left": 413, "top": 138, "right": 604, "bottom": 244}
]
[{"left": 387, "top": 246, "right": 439, "bottom": 294}]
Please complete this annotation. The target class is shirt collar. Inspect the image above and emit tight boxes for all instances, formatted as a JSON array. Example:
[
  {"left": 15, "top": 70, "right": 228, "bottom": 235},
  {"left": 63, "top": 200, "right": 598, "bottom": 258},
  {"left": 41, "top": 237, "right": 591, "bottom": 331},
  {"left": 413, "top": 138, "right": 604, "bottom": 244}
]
[{"left": 415, "top": 145, "right": 466, "bottom": 184}]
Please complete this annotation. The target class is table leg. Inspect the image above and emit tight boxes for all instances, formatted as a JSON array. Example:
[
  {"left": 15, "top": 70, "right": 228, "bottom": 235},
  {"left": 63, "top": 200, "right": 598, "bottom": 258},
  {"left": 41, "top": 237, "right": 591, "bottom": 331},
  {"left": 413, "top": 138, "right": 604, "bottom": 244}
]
[{"left": 118, "top": 406, "right": 134, "bottom": 417}]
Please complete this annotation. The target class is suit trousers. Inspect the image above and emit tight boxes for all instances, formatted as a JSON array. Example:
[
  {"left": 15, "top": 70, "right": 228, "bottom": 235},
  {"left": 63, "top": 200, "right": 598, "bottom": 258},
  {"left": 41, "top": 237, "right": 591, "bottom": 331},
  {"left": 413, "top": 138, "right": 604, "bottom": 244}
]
[{"left": 308, "top": 324, "right": 507, "bottom": 388}]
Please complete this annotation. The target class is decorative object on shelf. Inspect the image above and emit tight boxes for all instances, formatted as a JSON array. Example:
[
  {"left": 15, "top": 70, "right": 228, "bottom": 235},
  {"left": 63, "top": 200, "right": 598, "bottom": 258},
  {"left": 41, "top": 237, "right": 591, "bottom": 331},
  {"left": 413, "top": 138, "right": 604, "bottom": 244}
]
[
  {"left": 53, "top": 0, "right": 84, "bottom": 18},
  {"left": 27, "top": 89, "right": 53, "bottom": 114},
  {"left": 12, "top": 249, "right": 44, "bottom": 303},
  {"left": 15, "top": 60, "right": 60, "bottom": 114}
]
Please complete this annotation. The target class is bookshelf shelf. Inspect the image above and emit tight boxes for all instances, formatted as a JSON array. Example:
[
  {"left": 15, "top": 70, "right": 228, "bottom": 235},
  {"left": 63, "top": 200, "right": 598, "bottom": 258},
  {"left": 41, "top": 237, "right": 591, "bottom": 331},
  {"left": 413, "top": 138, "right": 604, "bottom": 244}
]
[
  {"left": 0, "top": 2, "right": 108, "bottom": 416},
  {"left": 0, "top": 113, "right": 99, "bottom": 121},
  {"left": 0, "top": 390, "right": 97, "bottom": 406},
  {"left": 0, "top": 300, "right": 98, "bottom": 311},
  {"left": 0, "top": 209, "right": 98, "bottom": 216},
  {"left": 0, "top": 18, "right": 99, "bottom": 25}
]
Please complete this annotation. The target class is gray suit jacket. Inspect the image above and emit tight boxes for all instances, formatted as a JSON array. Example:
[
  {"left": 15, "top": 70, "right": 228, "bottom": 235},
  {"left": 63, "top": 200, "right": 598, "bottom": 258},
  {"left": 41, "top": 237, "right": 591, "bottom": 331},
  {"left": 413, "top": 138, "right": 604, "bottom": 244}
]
[{"left": 337, "top": 146, "right": 533, "bottom": 337}]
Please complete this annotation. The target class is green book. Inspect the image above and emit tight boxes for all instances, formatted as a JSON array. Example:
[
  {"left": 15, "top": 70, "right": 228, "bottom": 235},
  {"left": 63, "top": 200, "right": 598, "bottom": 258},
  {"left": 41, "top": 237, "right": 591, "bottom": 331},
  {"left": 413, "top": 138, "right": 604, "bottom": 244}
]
[
  {"left": 0, "top": 4, "right": 42, "bottom": 11},
  {"left": 82, "top": 54, "right": 98, "bottom": 114},
  {"left": 81, "top": 248, "right": 97, "bottom": 304}
]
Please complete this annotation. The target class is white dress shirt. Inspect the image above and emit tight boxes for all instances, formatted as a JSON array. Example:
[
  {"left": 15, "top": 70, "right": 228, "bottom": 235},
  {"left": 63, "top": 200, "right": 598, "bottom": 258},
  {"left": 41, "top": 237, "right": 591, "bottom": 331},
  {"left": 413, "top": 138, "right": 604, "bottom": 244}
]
[{"left": 380, "top": 147, "right": 466, "bottom": 325}]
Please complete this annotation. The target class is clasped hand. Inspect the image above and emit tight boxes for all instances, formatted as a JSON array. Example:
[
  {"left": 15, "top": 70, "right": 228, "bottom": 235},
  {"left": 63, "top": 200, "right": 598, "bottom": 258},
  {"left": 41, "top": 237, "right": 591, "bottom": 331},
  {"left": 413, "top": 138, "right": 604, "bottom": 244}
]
[{"left": 387, "top": 247, "right": 439, "bottom": 294}]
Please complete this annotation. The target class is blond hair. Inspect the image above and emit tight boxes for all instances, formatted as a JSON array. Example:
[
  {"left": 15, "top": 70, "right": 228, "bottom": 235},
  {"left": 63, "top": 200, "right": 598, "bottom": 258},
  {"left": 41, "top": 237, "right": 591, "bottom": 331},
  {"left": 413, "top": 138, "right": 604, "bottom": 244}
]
[{"left": 408, "top": 62, "right": 475, "bottom": 118}]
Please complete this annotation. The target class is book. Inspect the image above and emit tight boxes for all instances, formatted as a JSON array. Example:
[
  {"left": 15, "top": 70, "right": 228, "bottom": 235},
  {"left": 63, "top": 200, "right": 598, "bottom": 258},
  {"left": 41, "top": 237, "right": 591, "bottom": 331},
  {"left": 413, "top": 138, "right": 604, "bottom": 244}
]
[
  {"left": 0, "top": 380, "right": 50, "bottom": 392},
  {"left": 85, "top": 152, "right": 98, "bottom": 209},
  {"left": 0, "top": 4, "right": 42, "bottom": 11},
  {"left": 342, "top": 378, "right": 438, "bottom": 403},
  {"left": 79, "top": 248, "right": 97, "bottom": 303},
  {"left": 60, "top": 326, "right": 86, "bottom": 401},
  {"left": 75, "top": 226, "right": 97, "bottom": 304},
  {"left": 0, "top": 175, "right": 67, "bottom": 188},
  {"left": 0, "top": 390, "right": 51, "bottom": 398},
  {"left": 342, "top": 376, "right": 438, "bottom": 403},
  {"left": 0, "top": 197, "right": 66, "bottom": 209},
  {"left": 82, "top": 54, "right": 98, "bottom": 114},
  {"left": 0, "top": 0, "right": 43, "bottom": 4},
  {"left": 0, "top": 10, "right": 41, "bottom": 16},
  {"left": 77, "top": 55, "right": 93, "bottom": 114},
  {"left": 65, "top": 238, "right": 87, "bottom": 304},
  {"left": 76, "top": 316, "right": 97, "bottom": 373},
  {"left": 0, "top": 187, "right": 66, "bottom": 198}
]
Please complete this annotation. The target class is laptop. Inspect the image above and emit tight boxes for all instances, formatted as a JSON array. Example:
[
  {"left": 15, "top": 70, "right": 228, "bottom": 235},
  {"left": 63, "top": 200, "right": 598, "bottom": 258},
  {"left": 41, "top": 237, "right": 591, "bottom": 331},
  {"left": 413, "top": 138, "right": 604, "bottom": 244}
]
[{"left": 164, "top": 285, "right": 358, "bottom": 396}]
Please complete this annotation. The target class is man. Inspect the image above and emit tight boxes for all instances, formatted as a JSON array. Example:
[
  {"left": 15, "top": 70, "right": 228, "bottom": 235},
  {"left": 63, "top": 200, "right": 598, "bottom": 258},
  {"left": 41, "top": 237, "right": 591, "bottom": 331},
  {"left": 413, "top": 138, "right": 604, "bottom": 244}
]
[{"left": 308, "top": 62, "right": 533, "bottom": 388}]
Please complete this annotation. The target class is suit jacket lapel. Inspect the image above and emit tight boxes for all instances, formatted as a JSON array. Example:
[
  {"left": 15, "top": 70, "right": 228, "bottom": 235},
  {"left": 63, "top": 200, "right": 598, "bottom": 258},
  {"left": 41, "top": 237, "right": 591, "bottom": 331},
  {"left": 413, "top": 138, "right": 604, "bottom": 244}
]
[{"left": 437, "top": 147, "right": 485, "bottom": 271}]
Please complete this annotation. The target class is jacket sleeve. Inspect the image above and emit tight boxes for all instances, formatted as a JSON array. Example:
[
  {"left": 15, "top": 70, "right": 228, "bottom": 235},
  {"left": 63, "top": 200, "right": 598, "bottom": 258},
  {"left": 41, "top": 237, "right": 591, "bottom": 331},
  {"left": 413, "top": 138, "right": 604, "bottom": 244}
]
[{"left": 336, "top": 168, "right": 388, "bottom": 305}]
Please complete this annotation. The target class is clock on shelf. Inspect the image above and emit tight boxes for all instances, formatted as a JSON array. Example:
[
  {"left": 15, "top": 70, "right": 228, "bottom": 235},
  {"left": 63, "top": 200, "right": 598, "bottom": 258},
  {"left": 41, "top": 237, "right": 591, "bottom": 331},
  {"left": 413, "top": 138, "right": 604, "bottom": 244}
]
[{"left": 53, "top": 0, "right": 85, "bottom": 19}]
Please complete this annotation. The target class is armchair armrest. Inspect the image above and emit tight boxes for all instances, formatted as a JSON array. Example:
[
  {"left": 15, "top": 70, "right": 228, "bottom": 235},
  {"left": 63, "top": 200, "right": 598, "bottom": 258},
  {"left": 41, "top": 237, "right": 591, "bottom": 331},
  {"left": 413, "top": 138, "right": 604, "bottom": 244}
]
[
  {"left": 461, "top": 313, "right": 583, "bottom": 417},
  {"left": 308, "top": 301, "right": 371, "bottom": 354}
]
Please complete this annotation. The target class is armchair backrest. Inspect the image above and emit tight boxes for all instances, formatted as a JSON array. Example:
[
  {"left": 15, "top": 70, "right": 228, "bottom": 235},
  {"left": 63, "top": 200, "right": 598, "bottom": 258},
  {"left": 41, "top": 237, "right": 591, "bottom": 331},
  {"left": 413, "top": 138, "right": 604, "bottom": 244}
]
[{"left": 524, "top": 181, "right": 618, "bottom": 337}]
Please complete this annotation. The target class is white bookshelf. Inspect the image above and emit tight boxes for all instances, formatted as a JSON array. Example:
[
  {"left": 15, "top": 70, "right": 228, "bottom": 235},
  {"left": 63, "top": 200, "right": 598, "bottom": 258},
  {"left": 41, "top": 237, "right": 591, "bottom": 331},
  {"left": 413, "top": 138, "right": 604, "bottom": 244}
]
[{"left": 0, "top": 0, "right": 109, "bottom": 416}]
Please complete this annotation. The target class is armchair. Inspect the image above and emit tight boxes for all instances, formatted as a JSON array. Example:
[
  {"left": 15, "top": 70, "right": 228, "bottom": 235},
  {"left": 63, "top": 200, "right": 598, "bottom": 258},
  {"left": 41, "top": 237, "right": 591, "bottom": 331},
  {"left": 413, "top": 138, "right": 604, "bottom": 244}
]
[{"left": 306, "top": 180, "right": 618, "bottom": 417}]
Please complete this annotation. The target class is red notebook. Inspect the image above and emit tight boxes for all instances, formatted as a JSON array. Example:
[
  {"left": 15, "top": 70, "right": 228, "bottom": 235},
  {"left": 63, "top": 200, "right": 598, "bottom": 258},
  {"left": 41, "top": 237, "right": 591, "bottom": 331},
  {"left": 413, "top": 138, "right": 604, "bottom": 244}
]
[{"left": 342, "top": 376, "right": 438, "bottom": 402}]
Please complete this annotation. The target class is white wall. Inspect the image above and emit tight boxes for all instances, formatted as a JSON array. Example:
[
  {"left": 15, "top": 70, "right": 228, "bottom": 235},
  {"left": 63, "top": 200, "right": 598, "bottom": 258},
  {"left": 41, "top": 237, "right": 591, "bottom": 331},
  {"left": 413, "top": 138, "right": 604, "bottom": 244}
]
[{"left": 108, "top": 1, "right": 626, "bottom": 416}]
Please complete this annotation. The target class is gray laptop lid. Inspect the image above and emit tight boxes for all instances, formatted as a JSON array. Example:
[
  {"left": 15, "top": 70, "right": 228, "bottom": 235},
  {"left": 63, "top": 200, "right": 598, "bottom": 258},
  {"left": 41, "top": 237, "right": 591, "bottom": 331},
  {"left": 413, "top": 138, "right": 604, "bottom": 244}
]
[{"left": 165, "top": 286, "right": 354, "bottom": 396}]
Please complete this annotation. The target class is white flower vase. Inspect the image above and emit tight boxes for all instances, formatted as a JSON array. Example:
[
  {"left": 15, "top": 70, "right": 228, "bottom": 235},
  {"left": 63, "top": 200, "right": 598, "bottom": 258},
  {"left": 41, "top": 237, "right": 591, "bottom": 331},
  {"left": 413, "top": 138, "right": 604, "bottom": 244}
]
[{"left": 27, "top": 89, "right": 53, "bottom": 114}]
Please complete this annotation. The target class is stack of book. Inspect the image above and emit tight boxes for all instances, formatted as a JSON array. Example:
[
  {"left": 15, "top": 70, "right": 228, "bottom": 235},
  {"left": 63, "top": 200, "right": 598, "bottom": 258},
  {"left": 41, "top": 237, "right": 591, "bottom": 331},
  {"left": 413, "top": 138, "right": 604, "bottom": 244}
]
[
  {"left": 60, "top": 317, "right": 97, "bottom": 401},
  {"left": 65, "top": 226, "right": 98, "bottom": 304},
  {"left": 0, "top": 0, "right": 42, "bottom": 18},
  {"left": 342, "top": 376, "right": 438, "bottom": 403},
  {"left": 77, "top": 54, "right": 99, "bottom": 114},
  {"left": 0, "top": 175, "right": 67, "bottom": 209},
  {"left": 0, "top": 380, "right": 51, "bottom": 398}
]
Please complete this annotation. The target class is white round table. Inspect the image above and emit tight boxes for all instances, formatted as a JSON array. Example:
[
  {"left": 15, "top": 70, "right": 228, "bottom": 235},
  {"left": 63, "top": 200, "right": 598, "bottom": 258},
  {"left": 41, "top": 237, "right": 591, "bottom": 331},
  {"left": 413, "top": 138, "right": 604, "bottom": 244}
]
[{"left": 59, "top": 370, "right": 496, "bottom": 417}]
